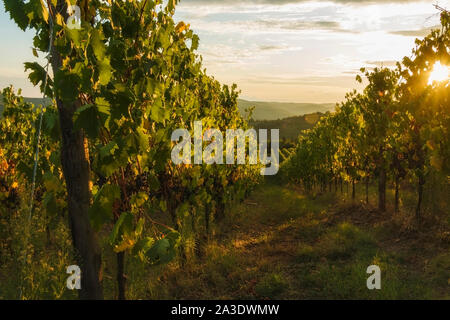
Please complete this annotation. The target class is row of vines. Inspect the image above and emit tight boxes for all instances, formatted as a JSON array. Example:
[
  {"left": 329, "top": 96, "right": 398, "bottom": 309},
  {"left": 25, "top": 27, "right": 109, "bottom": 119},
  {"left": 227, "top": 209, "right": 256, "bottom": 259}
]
[
  {"left": 281, "top": 11, "right": 449, "bottom": 220},
  {"left": 1, "top": 0, "right": 261, "bottom": 299}
]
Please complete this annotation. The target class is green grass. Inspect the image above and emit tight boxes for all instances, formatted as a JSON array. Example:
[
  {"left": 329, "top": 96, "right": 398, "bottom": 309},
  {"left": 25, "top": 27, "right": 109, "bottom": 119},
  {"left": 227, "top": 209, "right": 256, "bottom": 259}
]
[
  {"left": 122, "top": 182, "right": 448, "bottom": 300},
  {"left": 1, "top": 181, "right": 447, "bottom": 299},
  {"left": 255, "top": 273, "right": 288, "bottom": 299}
]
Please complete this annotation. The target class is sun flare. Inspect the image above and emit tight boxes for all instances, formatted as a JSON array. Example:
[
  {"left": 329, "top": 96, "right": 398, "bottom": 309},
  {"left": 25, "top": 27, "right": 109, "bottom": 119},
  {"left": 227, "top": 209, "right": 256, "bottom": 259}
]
[{"left": 428, "top": 62, "right": 449, "bottom": 85}]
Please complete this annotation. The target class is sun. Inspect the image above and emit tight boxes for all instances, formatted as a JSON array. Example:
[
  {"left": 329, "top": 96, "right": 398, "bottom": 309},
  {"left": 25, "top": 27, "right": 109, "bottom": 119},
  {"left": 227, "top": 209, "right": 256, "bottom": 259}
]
[{"left": 428, "top": 62, "right": 449, "bottom": 85}]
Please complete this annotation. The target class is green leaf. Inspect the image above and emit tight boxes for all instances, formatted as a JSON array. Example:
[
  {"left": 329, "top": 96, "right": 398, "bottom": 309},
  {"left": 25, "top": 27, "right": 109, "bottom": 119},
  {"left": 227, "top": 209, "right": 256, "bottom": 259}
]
[
  {"left": 148, "top": 172, "right": 161, "bottom": 191},
  {"left": 145, "top": 229, "right": 180, "bottom": 265},
  {"left": 99, "top": 141, "right": 119, "bottom": 158},
  {"left": 146, "top": 239, "right": 172, "bottom": 265},
  {"left": 135, "top": 127, "right": 149, "bottom": 152},
  {"left": 73, "top": 104, "right": 110, "bottom": 139},
  {"left": 4, "top": 0, "right": 29, "bottom": 31},
  {"left": 130, "top": 192, "right": 149, "bottom": 210},
  {"left": 150, "top": 98, "right": 169, "bottom": 123},
  {"left": 73, "top": 104, "right": 99, "bottom": 139},
  {"left": 24, "top": 62, "right": 53, "bottom": 98},
  {"left": 191, "top": 34, "right": 199, "bottom": 51},
  {"left": 54, "top": 69, "right": 80, "bottom": 102},
  {"left": 165, "top": 230, "right": 181, "bottom": 248},
  {"left": 167, "top": 0, "right": 177, "bottom": 12},
  {"left": 91, "top": 28, "right": 107, "bottom": 60},
  {"left": 132, "top": 237, "right": 155, "bottom": 261},
  {"left": 110, "top": 211, "right": 133, "bottom": 246},
  {"left": 90, "top": 28, "right": 112, "bottom": 85},
  {"left": 43, "top": 192, "right": 58, "bottom": 216},
  {"left": 16, "top": 160, "right": 33, "bottom": 181},
  {"left": 66, "top": 28, "right": 82, "bottom": 47},
  {"left": 98, "top": 58, "right": 112, "bottom": 86},
  {"left": 89, "top": 184, "right": 120, "bottom": 231}
]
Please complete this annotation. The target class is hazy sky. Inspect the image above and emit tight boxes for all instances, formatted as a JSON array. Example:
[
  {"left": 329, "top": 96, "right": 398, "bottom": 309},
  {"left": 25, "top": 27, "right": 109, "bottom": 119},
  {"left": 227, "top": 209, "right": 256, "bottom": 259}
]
[{"left": 0, "top": 0, "right": 447, "bottom": 102}]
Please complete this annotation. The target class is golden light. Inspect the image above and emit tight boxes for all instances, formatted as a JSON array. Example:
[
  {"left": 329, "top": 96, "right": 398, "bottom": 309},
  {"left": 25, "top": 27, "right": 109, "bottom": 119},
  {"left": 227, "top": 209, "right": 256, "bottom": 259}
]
[{"left": 428, "top": 62, "right": 449, "bottom": 85}]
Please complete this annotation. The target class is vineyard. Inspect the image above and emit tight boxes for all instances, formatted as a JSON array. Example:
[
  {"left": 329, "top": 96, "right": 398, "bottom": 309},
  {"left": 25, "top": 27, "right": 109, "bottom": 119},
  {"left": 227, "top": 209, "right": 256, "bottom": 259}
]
[{"left": 0, "top": 1, "right": 449, "bottom": 300}]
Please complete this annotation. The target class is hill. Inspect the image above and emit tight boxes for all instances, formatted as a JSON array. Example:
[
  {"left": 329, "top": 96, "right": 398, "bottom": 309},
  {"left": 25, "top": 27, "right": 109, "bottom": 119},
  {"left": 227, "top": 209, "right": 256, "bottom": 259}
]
[
  {"left": 251, "top": 112, "right": 324, "bottom": 140},
  {"left": 238, "top": 99, "right": 334, "bottom": 121},
  {"left": 0, "top": 94, "right": 50, "bottom": 116}
]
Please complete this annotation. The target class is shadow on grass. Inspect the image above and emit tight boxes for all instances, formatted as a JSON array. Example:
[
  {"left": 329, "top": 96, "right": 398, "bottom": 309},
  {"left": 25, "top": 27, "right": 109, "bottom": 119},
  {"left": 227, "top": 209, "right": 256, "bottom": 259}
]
[{"left": 121, "top": 182, "right": 448, "bottom": 300}]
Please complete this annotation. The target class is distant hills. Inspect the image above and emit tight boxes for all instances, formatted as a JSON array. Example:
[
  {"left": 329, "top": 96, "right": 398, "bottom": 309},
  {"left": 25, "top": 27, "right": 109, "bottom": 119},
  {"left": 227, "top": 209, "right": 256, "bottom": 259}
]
[
  {"left": 238, "top": 99, "right": 331, "bottom": 140},
  {"left": 251, "top": 113, "right": 323, "bottom": 140},
  {"left": 0, "top": 94, "right": 49, "bottom": 115},
  {"left": 238, "top": 99, "right": 334, "bottom": 121},
  {"left": 1, "top": 95, "right": 333, "bottom": 121}
]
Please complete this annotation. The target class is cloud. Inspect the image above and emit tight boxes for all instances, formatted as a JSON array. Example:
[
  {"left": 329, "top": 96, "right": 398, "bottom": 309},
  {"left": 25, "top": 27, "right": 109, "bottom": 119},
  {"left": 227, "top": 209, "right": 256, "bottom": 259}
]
[
  {"left": 201, "top": 43, "right": 303, "bottom": 65},
  {"left": 389, "top": 25, "right": 441, "bottom": 37},
  {"left": 180, "top": 0, "right": 423, "bottom": 5},
  {"left": 365, "top": 60, "right": 398, "bottom": 67},
  {"left": 172, "top": 16, "right": 354, "bottom": 35},
  {"left": 243, "top": 74, "right": 360, "bottom": 88},
  {"left": 172, "top": 0, "right": 446, "bottom": 102},
  {"left": 255, "top": 19, "right": 356, "bottom": 33},
  {"left": 259, "top": 45, "right": 284, "bottom": 51}
]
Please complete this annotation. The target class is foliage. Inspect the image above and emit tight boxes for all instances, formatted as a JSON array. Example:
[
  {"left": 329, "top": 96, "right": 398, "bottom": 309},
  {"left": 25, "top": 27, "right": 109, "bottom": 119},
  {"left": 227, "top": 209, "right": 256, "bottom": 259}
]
[
  {"left": 281, "top": 11, "right": 449, "bottom": 219},
  {"left": 2, "top": 0, "right": 261, "bottom": 298}
]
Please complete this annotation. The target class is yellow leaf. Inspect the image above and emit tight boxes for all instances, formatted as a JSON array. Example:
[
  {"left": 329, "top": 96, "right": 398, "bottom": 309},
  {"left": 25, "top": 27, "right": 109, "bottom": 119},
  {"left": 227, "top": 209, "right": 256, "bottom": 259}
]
[
  {"left": 426, "top": 140, "right": 435, "bottom": 151},
  {"left": 55, "top": 13, "right": 64, "bottom": 26},
  {"left": 40, "top": 0, "right": 49, "bottom": 23},
  {"left": 430, "top": 155, "right": 443, "bottom": 170},
  {"left": 175, "top": 21, "right": 189, "bottom": 34},
  {"left": 113, "top": 236, "right": 136, "bottom": 253},
  {"left": 0, "top": 160, "right": 8, "bottom": 172}
]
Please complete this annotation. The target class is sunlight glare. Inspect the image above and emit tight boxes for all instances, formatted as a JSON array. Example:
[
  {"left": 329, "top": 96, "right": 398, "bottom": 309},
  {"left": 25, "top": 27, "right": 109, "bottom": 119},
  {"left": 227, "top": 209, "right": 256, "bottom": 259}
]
[{"left": 428, "top": 62, "right": 449, "bottom": 85}]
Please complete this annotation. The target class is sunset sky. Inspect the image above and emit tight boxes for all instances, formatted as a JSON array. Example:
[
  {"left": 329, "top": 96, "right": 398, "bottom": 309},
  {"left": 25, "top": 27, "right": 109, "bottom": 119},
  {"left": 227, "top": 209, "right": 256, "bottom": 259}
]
[{"left": 0, "top": 0, "right": 447, "bottom": 102}]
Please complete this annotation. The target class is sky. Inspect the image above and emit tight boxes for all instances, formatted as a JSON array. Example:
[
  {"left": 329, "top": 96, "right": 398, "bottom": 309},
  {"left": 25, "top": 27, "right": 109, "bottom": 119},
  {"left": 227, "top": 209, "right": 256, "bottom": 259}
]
[{"left": 0, "top": 0, "right": 447, "bottom": 103}]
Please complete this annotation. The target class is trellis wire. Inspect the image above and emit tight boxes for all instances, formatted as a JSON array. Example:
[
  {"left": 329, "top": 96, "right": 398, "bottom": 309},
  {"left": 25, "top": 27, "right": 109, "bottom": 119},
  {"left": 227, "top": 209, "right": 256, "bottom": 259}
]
[{"left": 28, "top": 18, "right": 54, "bottom": 220}]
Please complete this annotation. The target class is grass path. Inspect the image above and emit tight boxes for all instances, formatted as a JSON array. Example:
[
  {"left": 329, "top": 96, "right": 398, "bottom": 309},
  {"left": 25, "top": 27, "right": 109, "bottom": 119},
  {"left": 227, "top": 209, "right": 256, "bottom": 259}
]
[{"left": 129, "top": 183, "right": 449, "bottom": 300}]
